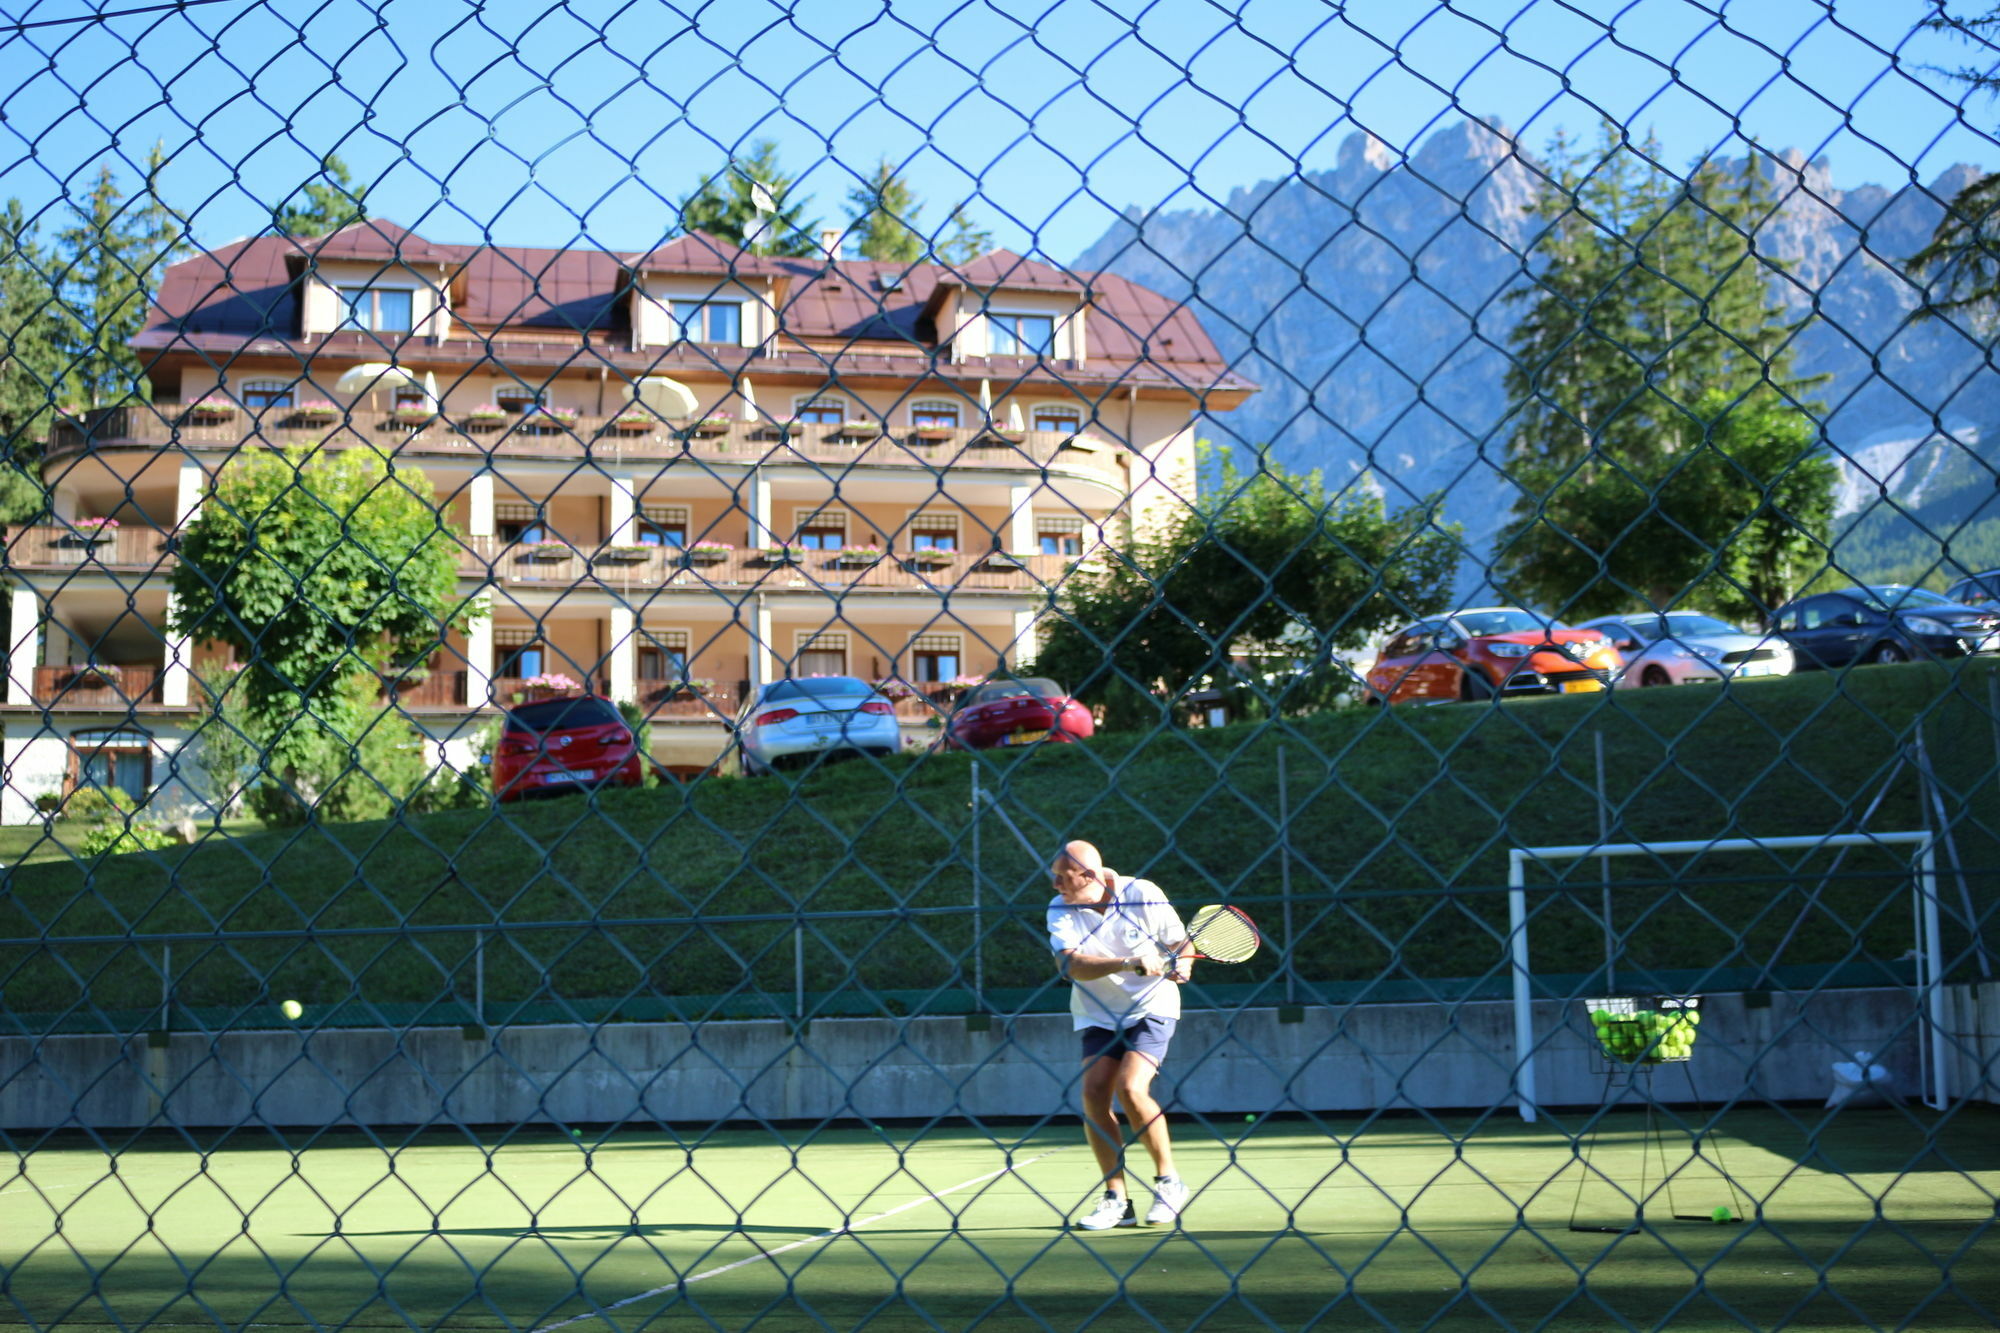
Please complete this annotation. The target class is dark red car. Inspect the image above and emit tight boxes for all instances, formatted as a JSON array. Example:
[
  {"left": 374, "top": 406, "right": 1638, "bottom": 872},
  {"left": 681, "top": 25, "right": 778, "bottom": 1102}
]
[
  {"left": 493, "top": 694, "right": 644, "bottom": 801},
  {"left": 944, "top": 677, "right": 1094, "bottom": 750}
]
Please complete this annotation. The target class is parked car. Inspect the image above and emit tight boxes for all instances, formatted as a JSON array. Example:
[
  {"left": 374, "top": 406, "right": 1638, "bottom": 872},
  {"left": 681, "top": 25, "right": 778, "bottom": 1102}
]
[
  {"left": 738, "top": 676, "right": 901, "bottom": 776},
  {"left": 1575, "top": 612, "right": 1794, "bottom": 687},
  {"left": 1769, "top": 585, "right": 2000, "bottom": 669},
  {"left": 1945, "top": 569, "right": 2000, "bottom": 608},
  {"left": 1365, "top": 607, "right": 1623, "bottom": 704},
  {"left": 493, "top": 694, "right": 643, "bottom": 802},
  {"left": 942, "top": 676, "right": 1094, "bottom": 750}
]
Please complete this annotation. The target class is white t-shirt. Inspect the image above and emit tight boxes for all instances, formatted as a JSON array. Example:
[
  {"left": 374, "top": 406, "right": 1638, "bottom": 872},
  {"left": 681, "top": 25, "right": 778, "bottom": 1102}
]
[{"left": 1046, "top": 875, "right": 1188, "bottom": 1031}]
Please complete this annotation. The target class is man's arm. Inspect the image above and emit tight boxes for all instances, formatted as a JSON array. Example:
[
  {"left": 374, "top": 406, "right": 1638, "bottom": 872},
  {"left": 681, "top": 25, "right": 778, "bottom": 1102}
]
[{"left": 1058, "top": 948, "right": 1168, "bottom": 982}]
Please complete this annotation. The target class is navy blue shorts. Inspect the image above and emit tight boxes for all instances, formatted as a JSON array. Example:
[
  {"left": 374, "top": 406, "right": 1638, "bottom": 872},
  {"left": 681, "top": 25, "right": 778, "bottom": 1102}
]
[{"left": 1080, "top": 1016, "right": 1177, "bottom": 1068}]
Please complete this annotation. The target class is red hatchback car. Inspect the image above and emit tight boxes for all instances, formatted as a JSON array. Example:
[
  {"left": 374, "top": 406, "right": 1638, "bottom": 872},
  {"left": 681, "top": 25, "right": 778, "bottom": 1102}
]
[
  {"left": 493, "top": 694, "right": 645, "bottom": 801},
  {"left": 1365, "top": 607, "right": 1623, "bottom": 705},
  {"left": 943, "top": 677, "right": 1094, "bottom": 750}
]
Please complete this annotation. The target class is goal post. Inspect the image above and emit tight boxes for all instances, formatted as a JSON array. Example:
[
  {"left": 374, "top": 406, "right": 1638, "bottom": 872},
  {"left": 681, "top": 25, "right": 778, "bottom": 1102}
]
[{"left": 1506, "top": 832, "right": 1943, "bottom": 1123}]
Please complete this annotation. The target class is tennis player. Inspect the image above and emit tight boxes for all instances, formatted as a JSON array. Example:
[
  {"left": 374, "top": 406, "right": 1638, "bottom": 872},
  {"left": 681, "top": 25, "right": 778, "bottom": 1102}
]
[{"left": 1046, "top": 839, "right": 1194, "bottom": 1229}]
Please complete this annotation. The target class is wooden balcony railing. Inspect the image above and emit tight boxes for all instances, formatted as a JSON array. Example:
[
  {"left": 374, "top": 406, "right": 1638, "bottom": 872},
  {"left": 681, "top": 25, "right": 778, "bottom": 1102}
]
[
  {"left": 6, "top": 524, "right": 174, "bottom": 570},
  {"left": 31, "top": 664, "right": 166, "bottom": 708},
  {"left": 46, "top": 407, "right": 1128, "bottom": 486},
  {"left": 463, "top": 538, "right": 1082, "bottom": 594}
]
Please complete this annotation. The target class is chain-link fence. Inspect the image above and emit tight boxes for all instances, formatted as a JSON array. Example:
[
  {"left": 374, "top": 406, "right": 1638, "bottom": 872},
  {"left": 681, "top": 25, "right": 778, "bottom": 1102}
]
[{"left": 2, "top": 1, "right": 1998, "bottom": 1329}]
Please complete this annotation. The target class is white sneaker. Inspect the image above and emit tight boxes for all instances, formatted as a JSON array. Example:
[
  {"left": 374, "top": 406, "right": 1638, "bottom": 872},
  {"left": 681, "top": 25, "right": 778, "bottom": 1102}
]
[
  {"left": 1145, "top": 1177, "right": 1190, "bottom": 1226},
  {"left": 1075, "top": 1191, "right": 1136, "bottom": 1230}
]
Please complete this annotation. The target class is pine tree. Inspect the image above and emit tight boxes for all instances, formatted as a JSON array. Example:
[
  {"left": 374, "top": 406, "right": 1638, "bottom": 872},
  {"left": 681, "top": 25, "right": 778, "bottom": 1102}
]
[
  {"left": 272, "top": 154, "right": 366, "bottom": 238},
  {"left": 1908, "top": 4, "right": 2000, "bottom": 319},
  {"left": 0, "top": 198, "right": 62, "bottom": 520},
  {"left": 55, "top": 143, "right": 188, "bottom": 407},
  {"left": 678, "top": 140, "right": 820, "bottom": 257},
  {"left": 937, "top": 204, "right": 992, "bottom": 266},
  {"left": 1493, "top": 126, "right": 1830, "bottom": 618},
  {"left": 845, "top": 160, "right": 923, "bottom": 263}
]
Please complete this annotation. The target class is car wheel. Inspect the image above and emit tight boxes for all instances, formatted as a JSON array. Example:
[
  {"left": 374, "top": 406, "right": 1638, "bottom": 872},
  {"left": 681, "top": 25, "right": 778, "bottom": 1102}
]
[
  {"left": 1459, "top": 668, "right": 1493, "bottom": 703},
  {"left": 1871, "top": 642, "right": 1907, "bottom": 665},
  {"left": 1640, "top": 665, "right": 1673, "bottom": 688}
]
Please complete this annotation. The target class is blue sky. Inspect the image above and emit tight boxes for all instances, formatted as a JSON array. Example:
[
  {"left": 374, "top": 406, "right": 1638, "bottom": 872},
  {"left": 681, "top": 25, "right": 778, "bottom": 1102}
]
[{"left": 0, "top": 0, "right": 1994, "bottom": 262}]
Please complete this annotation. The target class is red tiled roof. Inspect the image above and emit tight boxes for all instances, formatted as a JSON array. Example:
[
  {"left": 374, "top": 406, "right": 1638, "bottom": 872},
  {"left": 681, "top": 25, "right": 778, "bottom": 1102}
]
[{"left": 285, "top": 218, "right": 466, "bottom": 266}]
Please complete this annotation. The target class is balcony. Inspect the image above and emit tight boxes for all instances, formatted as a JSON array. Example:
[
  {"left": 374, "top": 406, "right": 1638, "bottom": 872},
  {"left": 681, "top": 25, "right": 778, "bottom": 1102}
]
[
  {"left": 6, "top": 524, "right": 173, "bottom": 571},
  {"left": 30, "top": 664, "right": 169, "bottom": 710},
  {"left": 464, "top": 537, "right": 1081, "bottom": 596},
  {"left": 46, "top": 407, "right": 1128, "bottom": 487}
]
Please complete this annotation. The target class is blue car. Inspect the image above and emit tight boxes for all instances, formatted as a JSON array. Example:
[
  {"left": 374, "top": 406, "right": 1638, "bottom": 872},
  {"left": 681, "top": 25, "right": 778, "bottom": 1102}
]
[
  {"left": 1769, "top": 585, "right": 1999, "bottom": 669},
  {"left": 736, "top": 676, "right": 904, "bottom": 776}
]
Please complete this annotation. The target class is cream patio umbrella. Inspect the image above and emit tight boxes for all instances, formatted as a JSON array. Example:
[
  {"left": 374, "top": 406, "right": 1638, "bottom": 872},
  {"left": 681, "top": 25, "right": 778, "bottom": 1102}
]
[
  {"left": 1007, "top": 398, "right": 1025, "bottom": 432},
  {"left": 635, "top": 375, "right": 699, "bottom": 422},
  {"left": 738, "top": 375, "right": 759, "bottom": 422},
  {"left": 334, "top": 362, "right": 420, "bottom": 411}
]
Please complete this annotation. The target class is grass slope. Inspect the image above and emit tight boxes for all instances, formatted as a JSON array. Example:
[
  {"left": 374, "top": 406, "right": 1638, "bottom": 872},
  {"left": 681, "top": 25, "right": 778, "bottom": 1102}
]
[{"left": 4, "top": 661, "right": 1996, "bottom": 1026}]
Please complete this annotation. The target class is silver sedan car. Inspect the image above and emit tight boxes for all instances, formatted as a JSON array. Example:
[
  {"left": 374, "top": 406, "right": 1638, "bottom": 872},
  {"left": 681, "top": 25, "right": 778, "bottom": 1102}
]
[
  {"left": 737, "top": 675, "right": 904, "bottom": 776},
  {"left": 1577, "top": 612, "right": 1795, "bottom": 688}
]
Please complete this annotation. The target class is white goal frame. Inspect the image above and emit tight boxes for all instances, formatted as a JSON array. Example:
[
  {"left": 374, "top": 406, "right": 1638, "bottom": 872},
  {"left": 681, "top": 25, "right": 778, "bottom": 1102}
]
[{"left": 1507, "top": 832, "right": 1944, "bottom": 1122}]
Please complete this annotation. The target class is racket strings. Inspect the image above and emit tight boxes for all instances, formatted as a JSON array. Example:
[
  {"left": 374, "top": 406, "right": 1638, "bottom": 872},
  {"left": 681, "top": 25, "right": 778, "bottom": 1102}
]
[{"left": 1187, "top": 905, "right": 1260, "bottom": 963}]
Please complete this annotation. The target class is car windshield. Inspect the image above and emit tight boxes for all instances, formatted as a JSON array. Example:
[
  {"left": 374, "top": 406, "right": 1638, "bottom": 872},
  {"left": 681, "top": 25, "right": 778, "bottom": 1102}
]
[
  {"left": 964, "top": 678, "right": 1065, "bottom": 705},
  {"left": 1853, "top": 585, "right": 1954, "bottom": 609},
  {"left": 1453, "top": 609, "right": 1555, "bottom": 637},
  {"left": 506, "top": 697, "right": 623, "bottom": 733},
  {"left": 1653, "top": 614, "right": 1742, "bottom": 639},
  {"left": 762, "top": 676, "right": 873, "bottom": 702}
]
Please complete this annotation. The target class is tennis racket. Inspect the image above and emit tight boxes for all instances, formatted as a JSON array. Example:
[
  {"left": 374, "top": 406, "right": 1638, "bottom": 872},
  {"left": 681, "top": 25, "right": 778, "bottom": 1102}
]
[{"left": 1165, "top": 904, "right": 1261, "bottom": 976}]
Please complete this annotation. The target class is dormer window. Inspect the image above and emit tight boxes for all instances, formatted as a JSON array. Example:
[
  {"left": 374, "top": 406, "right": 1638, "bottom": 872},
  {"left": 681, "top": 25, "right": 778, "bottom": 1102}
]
[
  {"left": 672, "top": 300, "right": 741, "bottom": 345},
  {"left": 989, "top": 313, "right": 1055, "bottom": 357},
  {"left": 336, "top": 286, "right": 414, "bottom": 333}
]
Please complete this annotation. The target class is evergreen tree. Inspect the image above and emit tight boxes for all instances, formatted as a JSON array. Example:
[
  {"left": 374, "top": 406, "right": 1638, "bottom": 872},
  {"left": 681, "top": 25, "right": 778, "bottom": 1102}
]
[
  {"left": 1493, "top": 125, "right": 1831, "bottom": 618},
  {"left": 678, "top": 140, "right": 820, "bottom": 257},
  {"left": 937, "top": 204, "right": 992, "bottom": 266},
  {"left": 272, "top": 153, "right": 366, "bottom": 238},
  {"left": 55, "top": 143, "right": 188, "bottom": 407},
  {"left": 0, "top": 199, "right": 63, "bottom": 520},
  {"left": 845, "top": 160, "right": 923, "bottom": 263},
  {"left": 1907, "top": 4, "right": 2000, "bottom": 319}
]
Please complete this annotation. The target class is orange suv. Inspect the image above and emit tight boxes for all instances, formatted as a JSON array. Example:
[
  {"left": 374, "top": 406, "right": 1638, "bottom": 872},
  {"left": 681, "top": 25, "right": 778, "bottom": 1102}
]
[{"left": 1366, "top": 607, "right": 1623, "bottom": 704}]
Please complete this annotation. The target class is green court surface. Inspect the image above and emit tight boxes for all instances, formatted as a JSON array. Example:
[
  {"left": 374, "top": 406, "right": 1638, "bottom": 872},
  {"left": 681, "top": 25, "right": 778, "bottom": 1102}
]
[{"left": 4, "top": 1107, "right": 1995, "bottom": 1332}]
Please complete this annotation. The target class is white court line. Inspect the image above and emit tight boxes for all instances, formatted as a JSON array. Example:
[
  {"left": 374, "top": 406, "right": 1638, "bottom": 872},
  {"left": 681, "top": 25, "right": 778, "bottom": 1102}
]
[
  {"left": 0, "top": 1179, "right": 96, "bottom": 1199},
  {"left": 530, "top": 1145, "right": 1067, "bottom": 1333}
]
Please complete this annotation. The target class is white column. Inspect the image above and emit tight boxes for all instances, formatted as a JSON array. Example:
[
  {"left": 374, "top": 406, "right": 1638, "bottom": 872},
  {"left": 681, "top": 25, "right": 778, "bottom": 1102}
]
[
  {"left": 468, "top": 471, "right": 495, "bottom": 537},
  {"left": 608, "top": 474, "right": 637, "bottom": 546},
  {"left": 176, "top": 460, "right": 206, "bottom": 528},
  {"left": 7, "top": 583, "right": 40, "bottom": 706},
  {"left": 747, "top": 470, "right": 773, "bottom": 549},
  {"left": 160, "top": 595, "right": 190, "bottom": 708},
  {"left": 466, "top": 611, "right": 493, "bottom": 705},
  {"left": 1008, "top": 483, "right": 1034, "bottom": 556},
  {"left": 750, "top": 595, "right": 774, "bottom": 694},
  {"left": 1010, "top": 608, "right": 1039, "bottom": 669},
  {"left": 608, "top": 605, "right": 637, "bottom": 704}
]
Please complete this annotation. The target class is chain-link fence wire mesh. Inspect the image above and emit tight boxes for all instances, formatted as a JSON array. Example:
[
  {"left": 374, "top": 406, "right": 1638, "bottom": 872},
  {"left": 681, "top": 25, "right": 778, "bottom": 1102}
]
[{"left": 2, "top": 0, "right": 1999, "bottom": 1328}]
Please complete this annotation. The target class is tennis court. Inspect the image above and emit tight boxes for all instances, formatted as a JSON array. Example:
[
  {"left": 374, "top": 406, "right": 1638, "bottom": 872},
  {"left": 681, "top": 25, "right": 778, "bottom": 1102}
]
[{"left": 6, "top": 1107, "right": 1994, "bottom": 1331}]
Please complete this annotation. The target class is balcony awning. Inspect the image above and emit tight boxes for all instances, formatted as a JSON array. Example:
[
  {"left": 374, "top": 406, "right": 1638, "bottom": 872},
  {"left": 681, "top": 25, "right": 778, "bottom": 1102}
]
[{"left": 634, "top": 375, "right": 697, "bottom": 419}]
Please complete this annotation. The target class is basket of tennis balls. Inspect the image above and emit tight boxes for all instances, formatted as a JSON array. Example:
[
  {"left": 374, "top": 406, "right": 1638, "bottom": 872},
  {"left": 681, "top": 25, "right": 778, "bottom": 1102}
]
[{"left": 1583, "top": 995, "right": 1702, "bottom": 1065}]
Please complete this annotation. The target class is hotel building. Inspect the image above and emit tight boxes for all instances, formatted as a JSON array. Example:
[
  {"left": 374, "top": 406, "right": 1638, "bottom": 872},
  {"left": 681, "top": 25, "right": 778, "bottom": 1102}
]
[{"left": 2, "top": 220, "right": 1252, "bottom": 819}]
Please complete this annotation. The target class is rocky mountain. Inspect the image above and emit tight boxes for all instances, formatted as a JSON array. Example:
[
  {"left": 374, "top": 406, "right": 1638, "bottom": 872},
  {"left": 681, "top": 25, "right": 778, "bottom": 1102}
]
[{"left": 1074, "top": 119, "right": 2000, "bottom": 593}]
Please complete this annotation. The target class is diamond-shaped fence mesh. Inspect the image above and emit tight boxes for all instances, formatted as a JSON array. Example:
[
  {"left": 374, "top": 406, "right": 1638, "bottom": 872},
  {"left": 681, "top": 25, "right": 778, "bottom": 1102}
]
[{"left": 2, "top": 1, "right": 1999, "bottom": 1329}]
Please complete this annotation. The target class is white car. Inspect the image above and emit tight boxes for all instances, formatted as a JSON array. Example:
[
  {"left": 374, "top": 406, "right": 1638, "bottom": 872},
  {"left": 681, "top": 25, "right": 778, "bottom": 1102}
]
[
  {"left": 736, "top": 676, "right": 903, "bottom": 776},
  {"left": 1577, "top": 612, "right": 1795, "bottom": 688}
]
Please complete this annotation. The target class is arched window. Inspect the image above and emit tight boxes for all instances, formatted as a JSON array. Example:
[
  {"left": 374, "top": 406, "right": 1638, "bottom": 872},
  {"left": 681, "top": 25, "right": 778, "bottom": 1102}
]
[
  {"left": 910, "top": 399, "right": 961, "bottom": 430},
  {"left": 793, "top": 395, "right": 846, "bottom": 424},
  {"left": 239, "top": 380, "right": 294, "bottom": 412},
  {"left": 1032, "top": 404, "right": 1082, "bottom": 434}
]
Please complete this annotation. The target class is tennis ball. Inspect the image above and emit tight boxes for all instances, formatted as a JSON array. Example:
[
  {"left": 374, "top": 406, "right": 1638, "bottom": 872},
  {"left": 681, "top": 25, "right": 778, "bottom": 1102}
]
[
  {"left": 570, "top": 1128, "right": 583, "bottom": 1139},
  {"left": 280, "top": 1000, "right": 302, "bottom": 1020},
  {"left": 1244, "top": 1113, "right": 1255, "bottom": 1122},
  {"left": 1711, "top": 1206, "right": 1732, "bottom": 1224}
]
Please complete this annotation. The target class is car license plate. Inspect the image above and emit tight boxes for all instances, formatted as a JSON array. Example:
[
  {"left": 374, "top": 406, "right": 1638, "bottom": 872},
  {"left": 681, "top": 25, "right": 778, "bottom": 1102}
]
[
  {"left": 1560, "top": 679, "right": 1602, "bottom": 694},
  {"left": 542, "top": 769, "right": 587, "bottom": 784},
  {"left": 1005, "top": 730, "right": 1050, "bottom": 745}
]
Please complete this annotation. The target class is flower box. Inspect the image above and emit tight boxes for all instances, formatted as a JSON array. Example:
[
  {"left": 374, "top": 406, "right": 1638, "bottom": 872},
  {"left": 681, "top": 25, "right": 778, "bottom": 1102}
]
[
  {"left": 838, "top": 420, "right": 881, "bottom": 438},
  {"left": 606, "top": 412, "right": 657, "bottom": 434},
  {"left": 390, "top": 405, "right": 436, "bottom": 425},
  {"left": 978, "top": 428, "right": 1025, "bottom": 444},
  {"left": 911, "top": 425, "right": 956, "bottom": 442},
  {"left": 832, "top": 547, "right": 884, "bottom": 567},
  {"left": 691, "top": 415, "right": 733, "bottom": 437},
  {"left": 759, "top": 546, "right": 805, "bottom": 565},
  {"left": 901, "top": 550, "right": 956, "bottom": 570},
  {"left": 976, "top": 551, "right": 1026, "bottom": 570},
  {"left": 521, "top": 542, "right": 576, "bottom": 563},
  {"left": 593, "top": 545, "right": 654, "bottom": 564},
  {"left": 870, "top": 679, "right": 916, "bottom": 701},
  {"left": 289, "top": 401, "right": 340, "bottom": 423},
  {"left": 183, "top": 398, "right": 237, "bottom": 423},
  {"left": 74, "top": 517, "right": 119, "bottom": 543},
  {"left": 519, "top": 406, "right": 580, "bottom": 432},
  {"left": 682, "top": 543, "right": 734, "bottom": 566},
  {"left": 67, "top": 663, "right": 123, "bottom": 687}
]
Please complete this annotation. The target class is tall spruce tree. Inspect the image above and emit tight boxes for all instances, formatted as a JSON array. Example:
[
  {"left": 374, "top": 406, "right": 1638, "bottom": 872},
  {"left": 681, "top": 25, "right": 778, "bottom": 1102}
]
[
  {"left": 845, "top": 160, "right": 923, "bottom": 263},
  {"left": 272, "top": 154, "right": 366, "bottom": 238},
  {"left": 0, "top": 199, "right": 62, "bottom": 520},
  {"left": 1493, "top": 125, "right": 1830, "bottom": 620},
  {"left": 1907, "top": 5, "right": 2000, "bottom": 319},
  {"left": 679, "top": 140, "right": 820, "bottom": 257},
  {"left": 937, "top": 204, "right": 992, "bottom": 266},
  {"left": 55, "top": 143, "right": 187, "bottom": 407}
]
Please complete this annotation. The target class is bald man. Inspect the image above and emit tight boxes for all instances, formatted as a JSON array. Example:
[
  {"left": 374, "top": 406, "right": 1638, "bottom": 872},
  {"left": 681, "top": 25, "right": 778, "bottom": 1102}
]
[{"left": 1046, "top": 839, "right": 1194, "bottom": 1230}]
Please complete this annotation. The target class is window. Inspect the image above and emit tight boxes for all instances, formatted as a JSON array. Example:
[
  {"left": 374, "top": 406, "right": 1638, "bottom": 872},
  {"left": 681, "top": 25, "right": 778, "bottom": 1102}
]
[
  {"left": 794, "top": 508, "right": 847, "bottom": 551},
  {"left": 794, "top": 397, "right": 846, "bottom": 424},
  {"left": 638, "top": 505, "right": 688, "bottom": 548},
  {"left": 72, "top": 728, "right": 152, "bottom": 803},
  {"left": 393, "top": 388, "right": 428, "bottom": 411},
  {"left": 988, "top": 312, "right": 1055, "bottom": 356},
  {"left": 639, "top": 631, "right": 689, "bottom": 681},
  {"left": 909, "top": 634, "right": 961, "bottom": 685},
  {"left": 1038, "top": 515, "right": 1084, "bottom": 557},
  {"left": 794, "top": 631, "right": 847, "bottom": 678},
  {"left": 495, "top": 630, "right": 546, "bottom": 679},
  {"left": 1032, "top": 405, "right": 1082, "bottom": 434},
  {"left": 671, "top": 300, "right": 742, "bottom": 345},
  {"left": 336, "top": 286, "right": 415, "bottom": 333},
  {"left": 241, "top": 381, "right": 293, "bottom": 412},
  {"left": 495, "top": 387, "right": 540, "bottom": 415},
  {"left": 909, "top": 513, "right": 958, "bottom": 552},
  {"left": 911, "top": 401, "right": 961, "bottom": 429},
  {"left": 494, "top": 502, "right": 546, "bottom": 546}
]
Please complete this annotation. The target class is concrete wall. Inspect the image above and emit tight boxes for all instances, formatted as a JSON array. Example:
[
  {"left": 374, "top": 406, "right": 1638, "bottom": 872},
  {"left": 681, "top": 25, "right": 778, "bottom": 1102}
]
[{"left": 5, "top": 986, "right": 1994, "bottom": 1130}]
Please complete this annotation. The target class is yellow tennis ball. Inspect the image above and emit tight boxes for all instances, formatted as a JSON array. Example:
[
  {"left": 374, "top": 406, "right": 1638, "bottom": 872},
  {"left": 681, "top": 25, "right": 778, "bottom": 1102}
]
[{"left": 280, "top": 1000, "right": 302, "bottom": 1020}]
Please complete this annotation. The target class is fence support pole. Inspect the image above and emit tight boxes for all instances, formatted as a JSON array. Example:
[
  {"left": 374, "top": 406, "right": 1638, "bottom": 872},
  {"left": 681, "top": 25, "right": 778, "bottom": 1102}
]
[
  {"left": 1596, "top": 729, "right": 1614, "bottom": 994},
  {"left": 795, "top": 922, "right": 805, "bottom": 1022},
  {"left": 474, "top": 931, "right": 485, "bottom": 1029},
  {"left": 1508, "top": 850, "right": 1536, "bottom": 1123},
  {"left": 971, "top": 764, "right": 984, "bottom": 1010},
  {"left": 1278, "top": 745, "right": 1295, "bottom": 1006},
  {"left": 1920, "top": 842, "right": 1949, "bottom": 1110}
]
